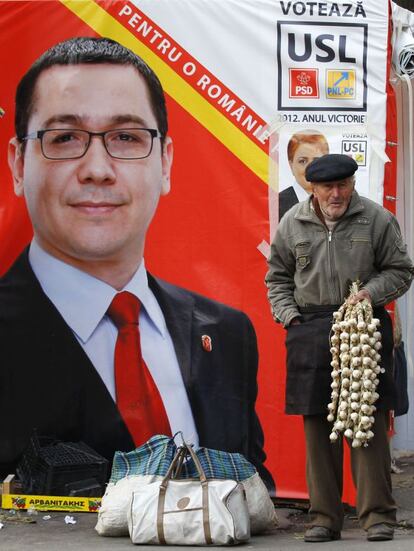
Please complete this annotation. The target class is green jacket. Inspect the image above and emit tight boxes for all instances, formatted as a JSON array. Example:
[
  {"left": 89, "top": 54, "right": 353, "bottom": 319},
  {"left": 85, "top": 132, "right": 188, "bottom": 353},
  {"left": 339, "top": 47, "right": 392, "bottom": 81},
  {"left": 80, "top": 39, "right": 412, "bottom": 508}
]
[{"left": 265, "top": 191, "right": 414, "bottom": 327}]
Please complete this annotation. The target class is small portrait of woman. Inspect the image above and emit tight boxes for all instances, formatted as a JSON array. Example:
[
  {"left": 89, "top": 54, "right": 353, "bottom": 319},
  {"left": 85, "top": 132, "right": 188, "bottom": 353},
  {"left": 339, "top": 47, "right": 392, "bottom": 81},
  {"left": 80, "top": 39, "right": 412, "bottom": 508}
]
[{"left": 279, "top": 130, "right": 329, "bottom": 220}]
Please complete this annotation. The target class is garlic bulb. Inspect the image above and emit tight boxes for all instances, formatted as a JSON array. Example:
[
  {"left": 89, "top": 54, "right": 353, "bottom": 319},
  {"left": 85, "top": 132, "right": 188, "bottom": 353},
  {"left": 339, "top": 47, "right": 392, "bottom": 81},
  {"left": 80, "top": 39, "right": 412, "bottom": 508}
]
[{"left": 327, "top": 281, "right": 382, "bottom": 447}]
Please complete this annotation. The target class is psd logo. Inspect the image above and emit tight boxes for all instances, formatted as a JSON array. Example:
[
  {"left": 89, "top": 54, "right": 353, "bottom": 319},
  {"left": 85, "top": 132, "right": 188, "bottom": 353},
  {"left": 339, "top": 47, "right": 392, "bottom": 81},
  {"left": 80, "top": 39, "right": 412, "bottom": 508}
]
[
  {"left": 326, "top": 70, "right": 356, "bottom": 99},
  {"left": 289, "top": 69, "right": 319, "bottom": 98},
  {"left": 341, "top": 140, "right": 367, "bottom": 166}
]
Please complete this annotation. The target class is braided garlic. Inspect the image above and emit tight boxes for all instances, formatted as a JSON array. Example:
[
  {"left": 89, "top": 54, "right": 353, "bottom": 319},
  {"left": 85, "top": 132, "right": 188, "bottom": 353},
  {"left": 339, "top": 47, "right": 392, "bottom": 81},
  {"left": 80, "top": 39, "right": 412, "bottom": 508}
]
[{"left": 327, "top": 282, "right": 383, "bottom": 447}]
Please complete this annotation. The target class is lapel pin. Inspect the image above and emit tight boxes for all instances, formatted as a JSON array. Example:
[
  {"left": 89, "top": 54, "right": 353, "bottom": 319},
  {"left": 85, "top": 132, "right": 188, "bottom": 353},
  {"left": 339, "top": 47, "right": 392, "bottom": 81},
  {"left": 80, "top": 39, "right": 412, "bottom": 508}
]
[{"left": 201, "top": 335, "right": 212, "bottom": 352}]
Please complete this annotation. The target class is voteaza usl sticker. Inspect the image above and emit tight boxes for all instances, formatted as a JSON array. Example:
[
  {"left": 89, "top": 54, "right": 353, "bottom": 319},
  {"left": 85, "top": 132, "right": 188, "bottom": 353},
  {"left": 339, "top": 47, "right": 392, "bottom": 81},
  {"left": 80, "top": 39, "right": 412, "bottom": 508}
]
[{"left": 341, "top": 140, "right": 367, "bottom": 166}]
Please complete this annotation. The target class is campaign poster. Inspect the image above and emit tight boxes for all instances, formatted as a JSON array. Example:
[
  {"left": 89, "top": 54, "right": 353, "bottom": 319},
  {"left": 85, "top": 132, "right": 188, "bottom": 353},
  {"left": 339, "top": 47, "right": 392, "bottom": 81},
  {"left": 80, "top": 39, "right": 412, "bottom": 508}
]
[
  {"left": 0, "top": 0, "right": 395, "bottom": 503},
  {"left": 269, "top": 0, "right": 394, "bottom": 228}
]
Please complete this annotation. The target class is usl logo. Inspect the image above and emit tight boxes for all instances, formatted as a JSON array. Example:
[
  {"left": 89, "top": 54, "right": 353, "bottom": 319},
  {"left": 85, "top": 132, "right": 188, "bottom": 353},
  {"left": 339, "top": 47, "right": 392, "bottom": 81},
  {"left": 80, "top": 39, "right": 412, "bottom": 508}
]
[
  {"left": 289, "top": 69, "right": 319, "bottom": 98},
  {"left": 277, "top": 22, "right": 367, "bottom": 111},
  {"left": 341, "top": 140, "right": 367, "bottom": 166},
  {"left": 326, "top": 70, "right": 356, "bottom": 99}
]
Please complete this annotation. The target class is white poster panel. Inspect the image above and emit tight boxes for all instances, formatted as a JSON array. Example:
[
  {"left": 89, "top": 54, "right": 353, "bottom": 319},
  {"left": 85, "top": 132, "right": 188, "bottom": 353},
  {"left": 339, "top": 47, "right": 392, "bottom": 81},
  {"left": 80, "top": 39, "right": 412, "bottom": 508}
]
[
  {"left": 131, "top": 0, "right": 390, "bottom": 220},
  {"left": 273, "top": 0, "right": 390, "bottom": 217},
  {"left": 277, "top": 125, "right": 370, "bottom": 206}
]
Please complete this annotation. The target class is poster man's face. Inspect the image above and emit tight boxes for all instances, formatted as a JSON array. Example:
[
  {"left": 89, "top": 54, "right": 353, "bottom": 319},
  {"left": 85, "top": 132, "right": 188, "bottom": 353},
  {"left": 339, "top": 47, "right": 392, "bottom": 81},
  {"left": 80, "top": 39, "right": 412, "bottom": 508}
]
[
  {"left": 289, "top": 142, "right": 328, "bottom": 193},
  {"left": 9, "top": 63, "right": 172, "bottom": 270}
]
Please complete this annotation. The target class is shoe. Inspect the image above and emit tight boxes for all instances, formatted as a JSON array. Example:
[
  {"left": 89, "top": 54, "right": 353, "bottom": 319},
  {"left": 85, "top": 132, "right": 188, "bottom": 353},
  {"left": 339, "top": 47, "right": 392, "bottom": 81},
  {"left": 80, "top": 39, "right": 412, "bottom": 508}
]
[
  {"left": 304, "top": 526, "right": 341, "bottom": 542},
  {"left": 367, "top": 523, "right": 394, "bottom": 541}
]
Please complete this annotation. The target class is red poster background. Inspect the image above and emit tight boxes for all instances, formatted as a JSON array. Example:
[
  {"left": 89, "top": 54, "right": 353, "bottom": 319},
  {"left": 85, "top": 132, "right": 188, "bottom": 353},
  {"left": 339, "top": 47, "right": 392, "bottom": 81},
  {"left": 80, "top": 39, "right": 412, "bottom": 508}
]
[{"left": 0, "top": 0, "right": 396, "bottom": 503}]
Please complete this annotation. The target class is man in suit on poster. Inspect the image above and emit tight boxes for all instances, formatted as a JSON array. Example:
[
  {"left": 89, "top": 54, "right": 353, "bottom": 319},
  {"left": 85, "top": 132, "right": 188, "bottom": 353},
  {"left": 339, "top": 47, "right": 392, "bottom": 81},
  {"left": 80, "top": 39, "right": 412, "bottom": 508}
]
[{"left": 0, "top": 36, "right": 272, "bottom": 489}]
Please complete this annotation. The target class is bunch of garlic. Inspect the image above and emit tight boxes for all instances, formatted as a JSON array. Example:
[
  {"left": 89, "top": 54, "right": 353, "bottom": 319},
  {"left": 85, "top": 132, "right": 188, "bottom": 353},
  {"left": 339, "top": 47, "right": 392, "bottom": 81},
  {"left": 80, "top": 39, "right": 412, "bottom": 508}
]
[{"left": 327, "top": 282, "right": 383, "bottom": 447}]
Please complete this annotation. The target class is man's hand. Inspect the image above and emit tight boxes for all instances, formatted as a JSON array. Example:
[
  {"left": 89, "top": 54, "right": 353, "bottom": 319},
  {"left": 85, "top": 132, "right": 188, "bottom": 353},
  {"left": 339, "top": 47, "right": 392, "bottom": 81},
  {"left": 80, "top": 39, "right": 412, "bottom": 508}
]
[
  {"left": 348, "top": 289, "right": 371, "bottom": 305},
  {"left": 289, "top": 317, "right": 302, "bottom": 326}
]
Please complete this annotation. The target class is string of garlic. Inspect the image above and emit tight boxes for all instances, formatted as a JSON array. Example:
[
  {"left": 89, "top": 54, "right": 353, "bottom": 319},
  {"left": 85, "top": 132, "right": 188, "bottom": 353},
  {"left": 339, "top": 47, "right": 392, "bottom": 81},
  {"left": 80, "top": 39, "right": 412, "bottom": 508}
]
[{"left": 327, "top": 282, "right": 383, "bottom": 447}]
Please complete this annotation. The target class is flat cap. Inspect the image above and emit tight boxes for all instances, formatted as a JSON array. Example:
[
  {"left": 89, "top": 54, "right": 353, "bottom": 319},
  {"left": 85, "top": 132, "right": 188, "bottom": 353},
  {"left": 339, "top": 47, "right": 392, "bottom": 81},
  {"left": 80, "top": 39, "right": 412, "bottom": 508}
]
[{"left": 305, "top": 154, "right": 358, "bottom": 183}]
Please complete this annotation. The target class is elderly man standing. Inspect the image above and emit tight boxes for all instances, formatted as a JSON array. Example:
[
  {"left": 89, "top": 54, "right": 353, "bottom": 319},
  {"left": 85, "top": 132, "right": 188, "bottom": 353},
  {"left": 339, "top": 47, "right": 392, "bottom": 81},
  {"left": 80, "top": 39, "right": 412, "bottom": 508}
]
[{"left": 266, "top": 154, "right": 414, "bottom": 542}]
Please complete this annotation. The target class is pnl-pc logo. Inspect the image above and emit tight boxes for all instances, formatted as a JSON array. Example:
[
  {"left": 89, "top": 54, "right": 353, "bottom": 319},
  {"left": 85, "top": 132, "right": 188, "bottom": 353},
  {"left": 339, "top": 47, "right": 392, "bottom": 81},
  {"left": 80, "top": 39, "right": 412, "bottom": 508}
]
[{"left": 326, "top": 70, "right": 356, "bottom": 100}]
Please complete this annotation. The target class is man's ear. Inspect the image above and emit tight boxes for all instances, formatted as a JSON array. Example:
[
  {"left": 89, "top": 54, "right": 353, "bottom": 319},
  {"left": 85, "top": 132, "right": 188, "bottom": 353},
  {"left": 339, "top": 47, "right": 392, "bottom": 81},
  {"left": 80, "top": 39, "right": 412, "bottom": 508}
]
[
  {"left": 160, "top": 136, "right": 173, "bottom": 196},
  {"left": 8, "top": 138, "right": 25, "bottom": 197}
]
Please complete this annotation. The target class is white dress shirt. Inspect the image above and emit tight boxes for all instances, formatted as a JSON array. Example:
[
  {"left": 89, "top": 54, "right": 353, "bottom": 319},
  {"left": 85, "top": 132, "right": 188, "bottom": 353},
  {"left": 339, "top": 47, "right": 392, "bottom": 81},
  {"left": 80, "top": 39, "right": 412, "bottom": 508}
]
[
  {"left": 292, "top": 179, "right": 310, "bottom": 203},
  {"left": 29, "top": 239, "right": 199, "bottom": 447}
]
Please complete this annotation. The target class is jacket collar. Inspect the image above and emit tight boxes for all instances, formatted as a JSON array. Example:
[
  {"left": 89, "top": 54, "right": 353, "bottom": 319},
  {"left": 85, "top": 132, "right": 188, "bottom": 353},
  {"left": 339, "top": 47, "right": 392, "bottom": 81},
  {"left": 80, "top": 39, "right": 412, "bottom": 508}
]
[
  {"left": 2, "top": 250, "right": 195, "bottom": 388},
  {"left": 28, "top": 240, "right": 166, "bottom": 343}
]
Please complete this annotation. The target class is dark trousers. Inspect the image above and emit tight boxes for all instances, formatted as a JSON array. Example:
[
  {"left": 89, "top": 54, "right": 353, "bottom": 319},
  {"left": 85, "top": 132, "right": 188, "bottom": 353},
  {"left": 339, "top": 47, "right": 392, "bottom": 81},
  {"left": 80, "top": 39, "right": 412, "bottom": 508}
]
[{"left": 303, "top": 411, "right": 397, "bottom": 531}]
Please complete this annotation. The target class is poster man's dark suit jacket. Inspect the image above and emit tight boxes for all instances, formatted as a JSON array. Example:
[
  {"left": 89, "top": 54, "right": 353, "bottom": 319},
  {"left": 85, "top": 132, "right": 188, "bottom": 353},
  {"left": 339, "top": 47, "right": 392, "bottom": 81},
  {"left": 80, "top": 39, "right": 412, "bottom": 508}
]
[
  {"left": 279, "top": 186, "right": 299, "bottom": 220},
  {"left": 0, "top": 250, "right": 272, "bottom": 488}
]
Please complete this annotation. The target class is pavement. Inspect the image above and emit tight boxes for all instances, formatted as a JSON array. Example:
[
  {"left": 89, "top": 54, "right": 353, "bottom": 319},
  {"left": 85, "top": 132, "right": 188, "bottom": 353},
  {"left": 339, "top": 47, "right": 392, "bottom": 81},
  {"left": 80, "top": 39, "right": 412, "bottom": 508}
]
[{"left": 0, "top": 453, "right": 413, "bottom": 550}]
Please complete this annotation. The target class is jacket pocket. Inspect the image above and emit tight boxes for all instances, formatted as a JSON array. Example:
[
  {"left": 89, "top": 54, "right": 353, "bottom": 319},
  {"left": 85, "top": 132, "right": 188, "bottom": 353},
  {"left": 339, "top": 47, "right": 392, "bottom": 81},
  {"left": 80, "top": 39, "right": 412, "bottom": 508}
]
[
  {"left": 350, "top": 237, "right": 371, "bottom": 245},
  {"left": 348, "top": 236, "right": 374, "bottom": 269},
  {"left": 294, "top": 241, "right": 311, "bottom": 271},
  {"left": 396, "top": 238, "right": 408, "bottom": 254}
]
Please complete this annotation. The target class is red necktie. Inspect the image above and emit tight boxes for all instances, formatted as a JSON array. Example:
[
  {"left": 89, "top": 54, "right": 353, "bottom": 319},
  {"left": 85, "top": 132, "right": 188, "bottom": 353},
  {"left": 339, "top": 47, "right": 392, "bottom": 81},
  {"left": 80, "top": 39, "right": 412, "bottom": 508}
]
[{"left": 108, "top": 291, "right": 171, "bottom": 446}]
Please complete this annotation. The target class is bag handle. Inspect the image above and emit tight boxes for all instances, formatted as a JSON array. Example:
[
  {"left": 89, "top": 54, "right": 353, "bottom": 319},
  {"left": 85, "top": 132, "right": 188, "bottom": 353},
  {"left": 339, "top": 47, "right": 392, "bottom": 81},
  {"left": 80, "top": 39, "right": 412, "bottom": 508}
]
[
  {"left": 157, "top": 442, "right": 212, "bottom": 545},
  {"left": 181, "top": 442, "right": 207, "bottom": 483},
  {"left": 171, "top": 432, "right": 207, "bottom": 482},
  {"left": 171, "top": 445, "right": 186, "bottom": 479},
  {"left": 161, "top": 446, "right": 187, "bottom": 484},
  {"left": 182, "top": 443, "right": 212, "bottom": 545}
]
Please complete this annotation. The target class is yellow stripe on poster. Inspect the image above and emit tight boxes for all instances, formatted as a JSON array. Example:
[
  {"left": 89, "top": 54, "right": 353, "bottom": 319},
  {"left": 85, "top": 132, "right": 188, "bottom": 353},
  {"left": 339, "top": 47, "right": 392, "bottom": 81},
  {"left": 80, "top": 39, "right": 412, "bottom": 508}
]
[{"left": 60, "top": 0, "right": 270, "bottom": 185}]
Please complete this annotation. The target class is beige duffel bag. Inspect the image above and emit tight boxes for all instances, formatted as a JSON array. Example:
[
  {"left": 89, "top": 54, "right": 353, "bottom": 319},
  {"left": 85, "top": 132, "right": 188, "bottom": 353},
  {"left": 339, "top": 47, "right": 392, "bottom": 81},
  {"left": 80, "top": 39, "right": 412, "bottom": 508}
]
[{"left": 127, "top": 443, "right": 250, "bottom": 545}]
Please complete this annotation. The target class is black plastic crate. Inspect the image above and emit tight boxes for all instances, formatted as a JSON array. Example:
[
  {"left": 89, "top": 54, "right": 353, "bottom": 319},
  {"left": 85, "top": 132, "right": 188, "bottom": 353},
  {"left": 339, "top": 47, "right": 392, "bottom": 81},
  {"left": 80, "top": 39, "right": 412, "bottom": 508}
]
[{"left": 16, "top": 433, "right": 108, "bottom": 496}]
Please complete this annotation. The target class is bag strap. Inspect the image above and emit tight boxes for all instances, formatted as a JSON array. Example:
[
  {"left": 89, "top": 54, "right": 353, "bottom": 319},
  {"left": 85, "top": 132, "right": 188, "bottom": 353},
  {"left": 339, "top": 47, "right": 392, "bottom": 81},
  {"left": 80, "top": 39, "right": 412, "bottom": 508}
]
[
  {"left": 182, "top": 442, "right": 207, "bottom": 482},
  {"left": 157, "top": 443, "right": 212, "bottom": 545},
  {"left": 183, "top": 443, "right": 212, "bottom": 545},
  {"left": 157, "top": 446, "right": 186, "bottom": 544},
  {"left": 171, "top": 447, "right": 186, "bottom": 479},
  {"left": 163, "top": 445, "right": 186, "bottom": 482}
]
